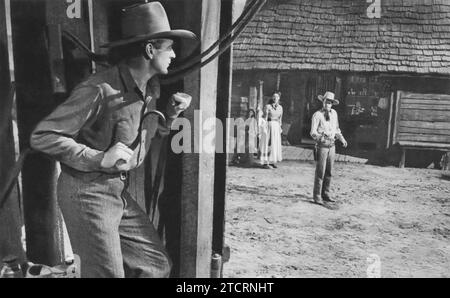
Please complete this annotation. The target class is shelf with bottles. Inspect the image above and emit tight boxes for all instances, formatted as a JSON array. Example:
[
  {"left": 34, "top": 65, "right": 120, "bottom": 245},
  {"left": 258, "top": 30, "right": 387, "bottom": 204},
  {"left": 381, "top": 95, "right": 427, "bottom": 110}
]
[
  {"left": 344, "top": 75, "right": 390, "bottom": 121},
  {"left": 344, "top": 95, "right": 380, "bottom": 119}
]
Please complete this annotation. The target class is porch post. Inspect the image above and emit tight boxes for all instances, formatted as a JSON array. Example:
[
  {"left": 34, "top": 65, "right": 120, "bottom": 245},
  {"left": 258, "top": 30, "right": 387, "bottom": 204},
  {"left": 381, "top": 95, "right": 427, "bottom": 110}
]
[{"left": 179, "top": 0, "right": 221, "bottom": 277}]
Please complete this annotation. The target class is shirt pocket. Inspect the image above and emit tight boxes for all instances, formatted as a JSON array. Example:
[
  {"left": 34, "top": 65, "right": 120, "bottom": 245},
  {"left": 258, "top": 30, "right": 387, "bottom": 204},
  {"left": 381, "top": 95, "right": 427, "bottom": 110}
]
[{"left": 110, "top": 102, "right": 142, "bottom": 147}]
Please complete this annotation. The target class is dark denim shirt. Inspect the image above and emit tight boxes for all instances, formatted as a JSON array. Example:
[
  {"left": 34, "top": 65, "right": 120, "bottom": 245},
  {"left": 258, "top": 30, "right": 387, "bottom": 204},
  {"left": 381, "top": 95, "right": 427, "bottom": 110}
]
[{"left": 30, "top": 63, "right": 172, "bottom": 173}]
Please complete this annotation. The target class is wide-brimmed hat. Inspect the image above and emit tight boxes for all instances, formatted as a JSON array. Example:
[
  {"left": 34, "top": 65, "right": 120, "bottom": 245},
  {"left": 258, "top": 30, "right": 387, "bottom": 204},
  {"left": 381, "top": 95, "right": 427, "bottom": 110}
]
[
  {"left": 318, "top": 91, "right": 339, "bottom": 105},
  {"left": 101, "top": 2, "right": 197, "bottom": 48}
]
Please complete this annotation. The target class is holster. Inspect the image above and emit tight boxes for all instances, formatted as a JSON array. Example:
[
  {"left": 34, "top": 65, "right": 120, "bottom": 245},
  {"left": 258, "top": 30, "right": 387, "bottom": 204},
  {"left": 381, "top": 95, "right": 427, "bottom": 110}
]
[{"left": 313, "top": 144, "right": 318, "bottom": 161}]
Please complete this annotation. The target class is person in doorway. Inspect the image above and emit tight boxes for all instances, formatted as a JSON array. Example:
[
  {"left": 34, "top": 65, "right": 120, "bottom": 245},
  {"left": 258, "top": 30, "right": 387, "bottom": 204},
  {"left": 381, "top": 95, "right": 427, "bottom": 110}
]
[
  {"left": 260, "top": 91, "right": 283, "bottom": 169},
  {"left": 310, "top": 91, "right": 347, "bottom": 208},
  {"left": 232, "top": 109, "right": 258, "bottom": 165},
  {"left": 30, "top": 2, "right": 196, "bottom": 277}
]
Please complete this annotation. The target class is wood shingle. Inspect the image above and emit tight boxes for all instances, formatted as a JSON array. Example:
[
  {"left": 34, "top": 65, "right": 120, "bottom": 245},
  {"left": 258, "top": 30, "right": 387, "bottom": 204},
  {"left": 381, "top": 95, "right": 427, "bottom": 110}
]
[{"left": 233, "top": 0, "right": 450, "bottom": 74}]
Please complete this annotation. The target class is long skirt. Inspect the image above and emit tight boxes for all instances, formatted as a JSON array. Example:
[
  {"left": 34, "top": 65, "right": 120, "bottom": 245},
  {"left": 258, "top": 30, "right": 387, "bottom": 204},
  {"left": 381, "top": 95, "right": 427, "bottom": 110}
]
[{"left": 260, "top": 121, "right": 282, "bottom": 164}]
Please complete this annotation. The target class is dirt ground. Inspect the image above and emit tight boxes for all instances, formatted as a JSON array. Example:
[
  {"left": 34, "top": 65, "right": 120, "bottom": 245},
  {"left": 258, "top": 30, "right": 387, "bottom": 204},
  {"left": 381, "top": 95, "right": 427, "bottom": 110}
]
[{"left": 222, "top": 160, "right": 450, "bottom": 278}]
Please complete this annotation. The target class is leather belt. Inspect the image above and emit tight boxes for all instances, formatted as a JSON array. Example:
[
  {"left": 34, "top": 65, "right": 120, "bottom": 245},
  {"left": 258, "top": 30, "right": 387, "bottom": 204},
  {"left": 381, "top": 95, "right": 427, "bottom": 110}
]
[
  {"left": 61, "top": 164, "right": 129, "bottom": 181},
  {"left": 317, "top": 143, "right": 335, "bottom": 148}
]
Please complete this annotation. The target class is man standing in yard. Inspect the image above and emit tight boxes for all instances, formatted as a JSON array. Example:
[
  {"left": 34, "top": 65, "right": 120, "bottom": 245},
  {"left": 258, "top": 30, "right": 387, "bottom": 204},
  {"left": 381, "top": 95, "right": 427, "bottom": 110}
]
[
  {"left": 30, "top": 2, "right": 195, "bottom": 277},
  {"left": 310, "top": 91, "right": 347, "bottom": 208}
]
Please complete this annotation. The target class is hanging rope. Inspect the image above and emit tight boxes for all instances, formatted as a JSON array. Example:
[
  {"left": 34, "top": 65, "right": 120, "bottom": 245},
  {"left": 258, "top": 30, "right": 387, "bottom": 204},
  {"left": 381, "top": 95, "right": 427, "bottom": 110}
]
[
  {"left": 0, "top": 0, "right": 267, "bottom": 208},
  {"left": 161, "top": 0, "right": 266, "bottom": 84},
  {"left": 167, "top": 0, "right": 263, "bottom": 75},
  {"left": 62, "top": 30, "right": 109, "bottom": 66},
  {"left": 61, "top": 0, "right": 266, "bottom": 82}
]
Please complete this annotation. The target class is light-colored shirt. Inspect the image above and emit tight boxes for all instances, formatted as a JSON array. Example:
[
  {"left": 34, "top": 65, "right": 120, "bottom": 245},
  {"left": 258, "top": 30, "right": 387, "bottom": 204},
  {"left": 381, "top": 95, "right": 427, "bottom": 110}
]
[{"left": 310, "top": 109, "right": 345, "bottom": 143}]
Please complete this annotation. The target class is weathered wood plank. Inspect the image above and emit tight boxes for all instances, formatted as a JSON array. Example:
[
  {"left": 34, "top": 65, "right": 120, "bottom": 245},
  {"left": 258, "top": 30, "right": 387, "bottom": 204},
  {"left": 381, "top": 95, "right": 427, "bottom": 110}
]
[
  {"left": 400, "top": 104, "right": 450, "bottom": 110},
  {"left": 398, "top": 141, "right": 450, "bottom": 149},
  {"left": 400, "top": 109, "right": 450, "bottom": 122},
  {"left": 397, "top": 133, "right": 450, "bottom": 143},
  {"left": 401, "top": 99, "right": 450, "bottom": 105},
  {"left": 399, "top": 120, "right": 450, "bottom": 130},
  {"left": 398, "top": 126, "right": 450, "bottom": 136},
  {"left": 402, "top": 93, "right": 450, "bottom": 101}
]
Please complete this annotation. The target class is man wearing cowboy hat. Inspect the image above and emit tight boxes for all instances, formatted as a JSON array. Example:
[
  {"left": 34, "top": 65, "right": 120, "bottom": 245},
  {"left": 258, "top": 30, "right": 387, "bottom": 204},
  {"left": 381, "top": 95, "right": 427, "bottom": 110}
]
[
  {"left": 310, "top": 91, "right": 347, "bottom": 208},
  {"left": 30, "top": 2, "right": 196, "bottom": 277}
]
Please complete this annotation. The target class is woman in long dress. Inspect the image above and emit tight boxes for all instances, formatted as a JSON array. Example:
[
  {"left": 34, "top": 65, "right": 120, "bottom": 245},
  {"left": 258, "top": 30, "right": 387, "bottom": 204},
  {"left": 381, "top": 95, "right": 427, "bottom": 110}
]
[{"left": 260, "top": 91, "right": 283, "bottom": 168}]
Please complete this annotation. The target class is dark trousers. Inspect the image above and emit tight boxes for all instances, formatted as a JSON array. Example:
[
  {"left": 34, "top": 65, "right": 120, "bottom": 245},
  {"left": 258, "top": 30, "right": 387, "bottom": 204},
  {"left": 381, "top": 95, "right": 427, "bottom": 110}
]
[
  {"left": 57, "top": 169, "right": 171, "bottom": 278},
  {"left": 313, "top": 145, "right": 335, "bottom": 203}
]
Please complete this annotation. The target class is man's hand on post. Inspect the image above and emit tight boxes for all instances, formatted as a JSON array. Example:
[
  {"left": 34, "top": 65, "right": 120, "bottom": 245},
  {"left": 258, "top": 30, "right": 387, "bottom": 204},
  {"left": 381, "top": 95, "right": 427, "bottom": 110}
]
[{"left": 101, "top": 142, "right": 134, "bottom": 171}]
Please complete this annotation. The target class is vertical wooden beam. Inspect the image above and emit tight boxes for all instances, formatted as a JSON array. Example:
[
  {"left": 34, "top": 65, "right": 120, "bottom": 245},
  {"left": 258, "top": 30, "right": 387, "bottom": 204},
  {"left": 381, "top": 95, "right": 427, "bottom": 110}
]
[
  {"left": 276, "top": 72, "right": 281, "bottom": 91},
  {"left": 213, "top": 0, "right": 233, "bottom": 273},
  {"left": 392, "top": 91, "right": 402, "bottom": 145},
  {"left": 179, "top": 0, "right": 221, "bottom": 278},
  {"left": 386, "top": 92, "right": 394, "bottom": 149},
  {"left": 258, "top": 80, "right": 264, "bottom": 110},
  {"left": 248, "top": 86, "right": 257, "bottom": 112},
  {"left": 13, "top": 0, "right": 85, "bottom": 266},
  {"left": 399, "top": 147, "right": 406, "bottom": 168},
  {"left": 0, "top": 0, "right": 25, "bottom": 263}
]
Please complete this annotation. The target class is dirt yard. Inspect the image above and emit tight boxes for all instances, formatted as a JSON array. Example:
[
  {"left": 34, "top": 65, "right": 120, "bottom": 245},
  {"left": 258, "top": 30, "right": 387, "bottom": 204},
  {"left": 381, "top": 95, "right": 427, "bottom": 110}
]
[{"left": 223, "top": 160, "right": 450, "bottom": 278}]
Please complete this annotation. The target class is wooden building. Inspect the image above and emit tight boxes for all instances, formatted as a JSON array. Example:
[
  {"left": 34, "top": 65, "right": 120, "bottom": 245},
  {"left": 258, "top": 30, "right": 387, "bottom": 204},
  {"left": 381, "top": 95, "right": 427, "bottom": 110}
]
[
  {"left": 0, "top": 0, "right": 235, "bottom": 277},
  {"left": 232, "top": 0, "right": 450, "bottom": 164}
]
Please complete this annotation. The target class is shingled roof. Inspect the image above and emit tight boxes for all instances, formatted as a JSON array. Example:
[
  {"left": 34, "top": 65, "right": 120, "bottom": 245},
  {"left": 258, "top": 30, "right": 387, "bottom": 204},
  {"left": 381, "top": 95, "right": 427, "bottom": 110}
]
[{"left": 233, "top": 0, "right": 450, "bottom": 75}]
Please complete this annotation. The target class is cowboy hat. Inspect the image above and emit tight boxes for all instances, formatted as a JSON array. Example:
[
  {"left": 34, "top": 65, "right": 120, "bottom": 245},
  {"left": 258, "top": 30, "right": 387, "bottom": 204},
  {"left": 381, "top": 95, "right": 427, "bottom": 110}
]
[
  {"left": 101, "top": 2, "right": 197, "bottom": 48},
  {"left": 317, "top": 91, "right": 339, "bottom": 105}
]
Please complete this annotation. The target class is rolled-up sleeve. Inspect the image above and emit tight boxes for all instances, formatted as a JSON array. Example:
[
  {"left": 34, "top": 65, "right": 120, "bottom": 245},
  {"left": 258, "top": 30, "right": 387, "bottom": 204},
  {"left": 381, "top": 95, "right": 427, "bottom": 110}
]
[{"left": 30, "top": 85, "right": 105, "bottom": 172}]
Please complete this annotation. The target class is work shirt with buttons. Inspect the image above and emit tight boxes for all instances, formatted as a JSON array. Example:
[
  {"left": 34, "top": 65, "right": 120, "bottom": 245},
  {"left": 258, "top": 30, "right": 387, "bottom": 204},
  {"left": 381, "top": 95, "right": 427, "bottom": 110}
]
[
  {"left": 310, "top": 109, "right": 345, "bottom": 144},
  {"left": 30, "top": 62, "right": 173, "bottom": 173}
]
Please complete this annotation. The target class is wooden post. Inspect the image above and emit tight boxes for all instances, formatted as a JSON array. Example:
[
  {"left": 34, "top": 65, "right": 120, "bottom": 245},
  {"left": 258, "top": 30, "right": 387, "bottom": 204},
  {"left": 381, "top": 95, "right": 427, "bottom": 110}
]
[
  {"left": 399, "top": 147, "right": 406, "bottom": 168},
  {"left": 213, "top": 0, "right": 233, "bottom": 276},
  {"left": 392, "top": 91, "right": 402, "bottom": 145},
  {"left": 249, "top": 86, "right": 257, "bottom": 112},
  {"left": 179, "top": 0, "right": 221, "bottom": 278},
  {"left": 258, "top": 80, "right": 264, "bottom": 110},
  {"left": 0, "top": 0, "right": 26, "bottom": 263},
  {"left": 276, "top": 72, "right": 281, "bottom": 91},
  {"left": 11, "top": 0, "right": 93, "bottom": 266},
  {"left": 386, "top": 92, "right": 394, "bottom": 149}
]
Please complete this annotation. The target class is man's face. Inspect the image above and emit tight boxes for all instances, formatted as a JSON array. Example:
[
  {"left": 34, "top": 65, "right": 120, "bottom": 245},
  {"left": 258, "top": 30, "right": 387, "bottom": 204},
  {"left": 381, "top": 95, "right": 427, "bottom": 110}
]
[
  {"left": 150, "top": 39, "right": 176, "bottom": 75},
  {"left": 272, "top": 94, "right": 280, "bottom": 104},
  {"left": 323, "top": 99, "right": 333, "bottom": 111}
]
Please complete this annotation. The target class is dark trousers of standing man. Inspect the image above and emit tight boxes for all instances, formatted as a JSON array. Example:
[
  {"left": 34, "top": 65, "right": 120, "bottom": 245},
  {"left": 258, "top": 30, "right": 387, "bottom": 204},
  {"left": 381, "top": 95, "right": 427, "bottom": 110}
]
[{"left": 313, "top": 145, "right": 335, "bottom": 203}]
